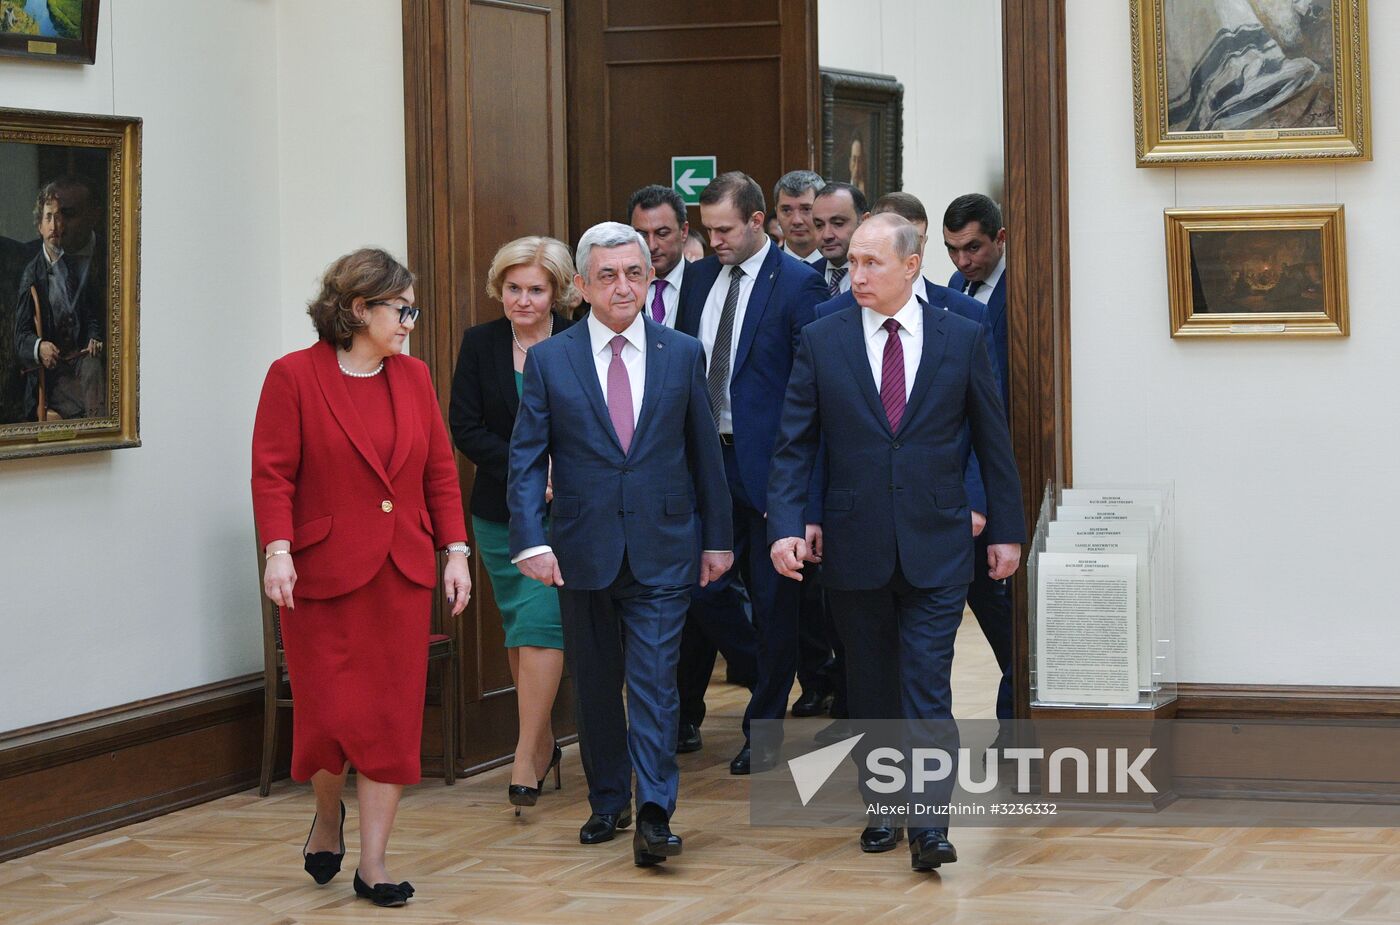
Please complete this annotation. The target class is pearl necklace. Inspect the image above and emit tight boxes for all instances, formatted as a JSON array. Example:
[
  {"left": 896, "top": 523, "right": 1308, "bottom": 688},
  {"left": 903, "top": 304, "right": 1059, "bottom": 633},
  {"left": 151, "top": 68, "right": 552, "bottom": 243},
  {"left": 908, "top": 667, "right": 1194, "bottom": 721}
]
[
  {"left": 511, "top": 315, "right": 554, "bottom": 353},
  {"left": 338, "top": 358, "right": 385, "bottom": 378}
]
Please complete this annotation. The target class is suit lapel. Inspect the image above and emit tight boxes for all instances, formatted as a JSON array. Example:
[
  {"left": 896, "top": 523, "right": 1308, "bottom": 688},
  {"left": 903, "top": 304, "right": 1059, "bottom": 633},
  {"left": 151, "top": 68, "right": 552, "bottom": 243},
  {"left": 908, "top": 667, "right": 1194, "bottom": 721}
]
[
  {"left": 899, "top": 301, "right": 948, "bottom": 433},
  {"left": 629, "top": 319, "right": 671, "bottom": 454},
  {"left": 733, "top": 245, "right": 780, "bottom": 376},
  {"left": 384, "top": 354, "right": 417, "bottom": 481},
  {"left": 563, "top": 323, "right": 625, "bottom": 454},
  {"left": 838, "top": 310, "right": 892, "bottom": 437},
  {"left": 988, "top": 274, "right": 1008, "bottom": 328},
  {"left": 311, "top": 341, "right": 393, "bottom": 489},
  {"left": 677, "top": 258, "right": 719, "bottom": 336},
  {"left": 495, "top": 317, "right": 520, "bottom": 417}
]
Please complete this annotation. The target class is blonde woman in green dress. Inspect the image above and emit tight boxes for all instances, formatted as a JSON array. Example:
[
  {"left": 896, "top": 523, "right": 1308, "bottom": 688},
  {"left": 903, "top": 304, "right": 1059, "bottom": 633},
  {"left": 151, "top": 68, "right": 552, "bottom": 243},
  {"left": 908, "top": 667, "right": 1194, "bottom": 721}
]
[{"left": 449, "top": 237, "right": 578, "bottom": 812}]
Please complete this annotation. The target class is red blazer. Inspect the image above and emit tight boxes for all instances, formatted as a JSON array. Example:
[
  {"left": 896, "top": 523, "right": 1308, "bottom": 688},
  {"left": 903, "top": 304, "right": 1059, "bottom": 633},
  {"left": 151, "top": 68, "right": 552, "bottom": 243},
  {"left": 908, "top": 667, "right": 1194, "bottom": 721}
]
[{"left": 251, "top": 341, "right": 467, "bottom": 600}]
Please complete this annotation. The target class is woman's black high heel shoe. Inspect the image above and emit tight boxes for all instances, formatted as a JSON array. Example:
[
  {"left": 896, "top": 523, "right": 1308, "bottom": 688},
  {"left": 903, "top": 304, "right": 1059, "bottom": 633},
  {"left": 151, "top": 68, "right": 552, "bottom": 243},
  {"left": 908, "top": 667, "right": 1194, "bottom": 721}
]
[
  {"left": 302, "top": 800, "right": 345, "bottom": 885},
  {"left": 354, "top": 869, "right": 414, "bottom": 907},
  {"left": 508, "top": 782, "right": 541, "bottom": 816},
  {"left": 537, "top": 743, "right": 563, "bottom": 791}
]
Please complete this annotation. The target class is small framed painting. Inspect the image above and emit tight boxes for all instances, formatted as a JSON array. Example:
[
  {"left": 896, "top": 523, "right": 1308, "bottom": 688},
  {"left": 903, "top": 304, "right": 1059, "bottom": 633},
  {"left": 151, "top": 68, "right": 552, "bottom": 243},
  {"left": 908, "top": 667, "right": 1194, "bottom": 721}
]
[{"left": 0, "top": 0, "right": 100, "bottom": 64}]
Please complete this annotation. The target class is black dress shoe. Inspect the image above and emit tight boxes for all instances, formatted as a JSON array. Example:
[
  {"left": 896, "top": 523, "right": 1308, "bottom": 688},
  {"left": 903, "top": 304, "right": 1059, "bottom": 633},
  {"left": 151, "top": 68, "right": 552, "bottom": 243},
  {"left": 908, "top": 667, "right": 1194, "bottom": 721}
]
[
  {"left": 909, "top": 830, "right": 958, "bottom": 871},
  {"left": 579, "top": 809, "right": 632, "bottom": 845},
  {"left": 302, "top": 800, "right": 345, "bottom": 885},
  {"left": 792, "top": 687, "right": 835, "bottom": 717},
  {"left": 353, "top": 869, "right": 414, "bottom": 907},
  {"left": 675, "top": 722, "right": 703, "bottom": 754},
  {"left": 813, "top": 718, "right": 854, "bottom": 746},
  {"left": 859, "top": 821, "right": 904, "bottom": 853},
  {"left": 632, "top": 814, "right": 683, "bottom": 866}
]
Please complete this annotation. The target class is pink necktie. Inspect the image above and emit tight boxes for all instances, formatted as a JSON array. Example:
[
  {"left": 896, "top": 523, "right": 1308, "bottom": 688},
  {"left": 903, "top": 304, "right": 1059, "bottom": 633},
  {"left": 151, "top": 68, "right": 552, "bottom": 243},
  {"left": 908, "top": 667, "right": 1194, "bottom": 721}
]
[
  {"left": 880, "top": 318, "right": 906, "bottom": 432},
  {"left": 650, "top": 279, "right": 668, "bottom": 324},
  {"left": 607, "top": 334, "right": 635, "bottom": 453}
]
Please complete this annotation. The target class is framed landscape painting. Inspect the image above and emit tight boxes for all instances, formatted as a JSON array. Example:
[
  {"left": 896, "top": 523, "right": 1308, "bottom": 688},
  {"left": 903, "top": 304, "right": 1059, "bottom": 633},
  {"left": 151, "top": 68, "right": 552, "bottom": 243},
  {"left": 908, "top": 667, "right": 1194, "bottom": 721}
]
[
  {"left": 1131, "top": 0, "right": 1370, "bottom": 166},
  {"left": 0, "top": 107, "right": 141, "bottom": 460},
  {"left": 0, "top": 0, "right": 99, "bottom": 64},
  {"left": 1164, "top": 205, "right": 1348, "bottom": 338}
]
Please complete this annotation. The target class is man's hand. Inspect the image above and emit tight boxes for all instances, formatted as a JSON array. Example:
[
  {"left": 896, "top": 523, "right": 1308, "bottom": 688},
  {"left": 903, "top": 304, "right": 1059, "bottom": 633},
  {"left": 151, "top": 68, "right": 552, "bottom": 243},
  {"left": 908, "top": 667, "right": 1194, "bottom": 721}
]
[
  {"left": 38, "top": 341, "right": 59, "bottom": 369},
  {"left": 82, "top": 338, "right": 103, "bottom": 357},
  {"left": 443, "top": 555, "right": 472, "bottom": 616},
  {"left": 971, "top": 511, "right": 987, "bottom": 538},
  {"left": 770, "top": 536, "right": 810, "bottom": 581},
  {"left": 987, "top": 543, "right": 1022, "bottom": 581},
  {"left": 699, "top": 550, "right": 734, "bottom": 587},
  {"left": 803, "top": 524, "right": 823, "bottom": 562},
  {"left": 517, "top": 551, "right": 565, "bottom": 587}
]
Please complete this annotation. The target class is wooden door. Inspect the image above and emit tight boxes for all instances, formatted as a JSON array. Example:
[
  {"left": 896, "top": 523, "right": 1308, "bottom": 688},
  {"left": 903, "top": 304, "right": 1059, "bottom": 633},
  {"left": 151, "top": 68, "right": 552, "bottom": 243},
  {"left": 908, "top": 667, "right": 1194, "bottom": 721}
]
[
  {"left": 566, "top": 0, "right": 820, "bottom": 240},
  {"left": 402, "top": 0, "right": 573, "bottom": 775}
]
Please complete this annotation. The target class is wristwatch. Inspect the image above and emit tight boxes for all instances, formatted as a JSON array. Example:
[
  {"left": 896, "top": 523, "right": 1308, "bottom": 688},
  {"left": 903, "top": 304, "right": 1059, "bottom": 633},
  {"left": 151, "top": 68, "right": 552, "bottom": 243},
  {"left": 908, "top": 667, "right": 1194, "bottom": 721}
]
[{"left": 446, "top": 542, "right": 471, "bottom": 557}]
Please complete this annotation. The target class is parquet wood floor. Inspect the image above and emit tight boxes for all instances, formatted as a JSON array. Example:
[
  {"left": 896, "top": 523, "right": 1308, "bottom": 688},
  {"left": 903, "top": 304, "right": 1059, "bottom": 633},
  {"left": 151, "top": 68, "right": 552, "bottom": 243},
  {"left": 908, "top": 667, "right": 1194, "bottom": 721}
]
[{"left": 3, "top": 620, "right": 1397, "bottom": 924}]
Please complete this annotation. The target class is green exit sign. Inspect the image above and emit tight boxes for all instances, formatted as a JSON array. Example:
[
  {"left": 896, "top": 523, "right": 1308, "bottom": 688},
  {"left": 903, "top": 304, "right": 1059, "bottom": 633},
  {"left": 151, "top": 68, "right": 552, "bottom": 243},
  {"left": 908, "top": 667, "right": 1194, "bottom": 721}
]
[{"left": 671, "top": 156, "right": 717, "bottom": 206}]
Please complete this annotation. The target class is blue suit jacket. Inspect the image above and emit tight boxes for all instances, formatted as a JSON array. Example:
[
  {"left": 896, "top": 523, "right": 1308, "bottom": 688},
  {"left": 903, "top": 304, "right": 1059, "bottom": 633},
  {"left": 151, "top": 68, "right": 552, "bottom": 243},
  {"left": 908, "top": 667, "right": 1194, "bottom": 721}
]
[
  {"left": 948, "top": 268, "right": 1009, "bottom": 416},
  {"left": 813, "top": 279, "right": 994, "bottom": 515},
  {"left": 767, "top": 300, "right": 1025, "bottom": 591},
  {"left": 507, "top": 317, "right": 732, "bottom": 590},
  {"left": 677, "top": 245, "right": 827, "bottom": 509}
]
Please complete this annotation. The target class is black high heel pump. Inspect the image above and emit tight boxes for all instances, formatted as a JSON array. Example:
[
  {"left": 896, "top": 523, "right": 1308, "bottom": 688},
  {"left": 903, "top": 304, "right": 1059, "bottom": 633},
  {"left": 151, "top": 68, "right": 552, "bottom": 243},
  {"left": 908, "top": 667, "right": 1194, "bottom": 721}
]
[
  {"left": 537, "top": 742, "right": 563, "bottom": 791},
  {"left": 302, "top": 800, "right": 345, "bottom": 885}
]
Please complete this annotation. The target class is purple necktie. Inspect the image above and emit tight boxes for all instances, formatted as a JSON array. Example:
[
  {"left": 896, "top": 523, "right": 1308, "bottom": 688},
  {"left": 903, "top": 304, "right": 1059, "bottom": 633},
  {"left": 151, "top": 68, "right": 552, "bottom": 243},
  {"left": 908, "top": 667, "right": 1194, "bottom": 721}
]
[
  {"left": 607, "top": 334, "right": 635, "bottom": 453},
  {"left": 650, "top": 279, "right": 668, "bottom": 324},
  {"left": 880, "top": 318, "right": 906, "bottom": 432}
]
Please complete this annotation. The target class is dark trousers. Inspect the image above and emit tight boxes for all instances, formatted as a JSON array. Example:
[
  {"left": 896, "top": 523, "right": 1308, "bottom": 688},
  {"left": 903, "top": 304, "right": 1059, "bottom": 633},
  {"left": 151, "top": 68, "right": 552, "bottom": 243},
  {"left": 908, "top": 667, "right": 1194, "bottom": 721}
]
[
  {"left": 687, "top": 443, "right": 800, "bottom": 742},
  {"left": 827, "top": 568, "right": 967, "bottom": 837},
  {"left": 677, "top": 584, "right": 756, "bottom": 727},
  {"left": 967, "top": 534, "right": 1014, "bottom": 721},
  {"left": 796, "top": 564, "right": 836, "bottom": 696},
  {"left": 559, "top": 556, "right": 689, "bottom": 817}
]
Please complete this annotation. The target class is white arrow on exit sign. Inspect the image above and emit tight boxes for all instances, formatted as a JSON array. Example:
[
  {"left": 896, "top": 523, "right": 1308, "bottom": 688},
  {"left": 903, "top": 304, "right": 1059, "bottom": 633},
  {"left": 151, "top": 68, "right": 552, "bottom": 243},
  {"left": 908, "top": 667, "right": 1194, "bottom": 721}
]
[{"left": 675, "top": 168, "right": 706, "bottom": 196}]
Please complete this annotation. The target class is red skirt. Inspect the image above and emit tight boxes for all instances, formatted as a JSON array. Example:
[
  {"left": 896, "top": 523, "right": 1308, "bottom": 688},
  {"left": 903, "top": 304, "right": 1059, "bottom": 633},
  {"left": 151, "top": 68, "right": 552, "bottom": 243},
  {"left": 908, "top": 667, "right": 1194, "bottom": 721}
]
[{"left": 281, "top": 560, "right": 430, "bottom": 785}]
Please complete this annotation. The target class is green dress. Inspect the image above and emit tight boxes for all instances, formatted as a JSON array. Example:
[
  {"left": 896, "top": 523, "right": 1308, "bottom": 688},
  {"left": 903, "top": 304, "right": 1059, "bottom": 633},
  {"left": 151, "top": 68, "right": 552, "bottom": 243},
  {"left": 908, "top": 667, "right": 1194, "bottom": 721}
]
[{"left": 472, "top": 370, "right": 564, "bottom": 650}]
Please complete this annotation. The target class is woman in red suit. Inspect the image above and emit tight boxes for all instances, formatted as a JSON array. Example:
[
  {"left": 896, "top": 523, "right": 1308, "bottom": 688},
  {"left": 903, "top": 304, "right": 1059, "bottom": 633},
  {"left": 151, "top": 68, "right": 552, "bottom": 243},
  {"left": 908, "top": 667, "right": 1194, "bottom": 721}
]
[{"left": 252, "top": 248, "right": 471, "bottom": 908}]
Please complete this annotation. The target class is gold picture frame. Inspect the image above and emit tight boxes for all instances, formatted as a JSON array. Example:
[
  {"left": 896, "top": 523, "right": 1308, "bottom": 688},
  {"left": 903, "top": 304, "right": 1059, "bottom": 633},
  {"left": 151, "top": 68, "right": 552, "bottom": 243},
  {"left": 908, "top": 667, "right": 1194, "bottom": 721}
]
[
  {"left": 0, "top": 107, "right": 141, "bottom": 460},
  {"left": 1131, "top": 0, "right": 1371, "bottom": 166},
  {"left": 1165, "top": 205, "right": 1347, "bottom": 338}
]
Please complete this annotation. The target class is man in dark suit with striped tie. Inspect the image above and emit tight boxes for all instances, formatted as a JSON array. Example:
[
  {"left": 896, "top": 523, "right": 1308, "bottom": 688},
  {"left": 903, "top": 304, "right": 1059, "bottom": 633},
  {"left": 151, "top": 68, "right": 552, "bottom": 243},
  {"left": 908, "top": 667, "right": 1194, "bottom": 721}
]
[{"left": 768, "top": 212, "right": 1024, "bottom": 871}]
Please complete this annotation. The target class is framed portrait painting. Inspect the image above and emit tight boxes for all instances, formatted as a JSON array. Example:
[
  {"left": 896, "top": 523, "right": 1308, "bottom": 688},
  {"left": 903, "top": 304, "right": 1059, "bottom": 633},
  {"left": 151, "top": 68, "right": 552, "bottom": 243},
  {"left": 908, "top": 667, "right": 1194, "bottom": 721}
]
[
  {"left": 0, "top": 107, "right": 141, "bottom": 460},
  {"left": 820, "top": 68, "right": 902, "bottom": 201},
  {"left": 0, "top": 0, "right": 100, "bottom": 64},
  {"left": 1131, "top": 0, "right": 1371, "bottom": 166},
  {"left": 1164, "top": 205, "right": 1347, "bottom": 337}
]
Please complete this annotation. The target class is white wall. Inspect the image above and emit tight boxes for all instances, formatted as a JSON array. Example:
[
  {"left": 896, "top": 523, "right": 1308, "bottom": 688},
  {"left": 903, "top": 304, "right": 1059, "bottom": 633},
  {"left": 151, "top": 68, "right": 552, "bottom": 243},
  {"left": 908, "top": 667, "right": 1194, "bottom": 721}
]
[
  {"left": 817, "top": 0, "right": 1003, "bottom": 257},
  {"left": 1067, "top": 1, "right": 1400, "bottom": 684},
  {"left": 0, "top": 0, "right": 407, "bottom": 731}
]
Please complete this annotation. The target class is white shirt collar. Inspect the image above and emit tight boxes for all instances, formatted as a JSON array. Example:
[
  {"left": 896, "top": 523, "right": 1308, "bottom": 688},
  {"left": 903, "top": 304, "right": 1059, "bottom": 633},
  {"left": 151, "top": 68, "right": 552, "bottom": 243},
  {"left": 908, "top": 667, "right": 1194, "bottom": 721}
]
[
  {"left": 861, "top": 289, "right": 923, "bottom": 339},
  {"left": 734, "top": 237, "right": 772, "bottom": 280},
  {"left": 982, "top": 252, "right": 1006, "bottom": 292},
  {"left": 658, "top": 258, "right": 684, "bottom": 292},
  {"left": 587, "top": 310, "right": 647, "bottom": 356},
  {"left": 783, "top": 242, "right": 822, "bottom": 265}
]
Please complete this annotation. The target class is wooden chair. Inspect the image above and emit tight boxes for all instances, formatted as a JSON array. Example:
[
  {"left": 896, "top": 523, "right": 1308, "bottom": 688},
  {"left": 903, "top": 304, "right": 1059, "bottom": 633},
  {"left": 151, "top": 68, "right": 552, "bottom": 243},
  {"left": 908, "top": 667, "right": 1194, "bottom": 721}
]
[{"left": 256, "top": 544, "right": 458, "bottom": 795}]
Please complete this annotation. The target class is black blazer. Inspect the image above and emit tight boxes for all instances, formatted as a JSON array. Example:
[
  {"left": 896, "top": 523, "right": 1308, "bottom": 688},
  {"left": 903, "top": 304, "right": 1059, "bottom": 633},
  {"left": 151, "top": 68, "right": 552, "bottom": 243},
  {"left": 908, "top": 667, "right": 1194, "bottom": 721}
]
[{"left": 449, "top": 312, "right": 575, "bottom": 523}]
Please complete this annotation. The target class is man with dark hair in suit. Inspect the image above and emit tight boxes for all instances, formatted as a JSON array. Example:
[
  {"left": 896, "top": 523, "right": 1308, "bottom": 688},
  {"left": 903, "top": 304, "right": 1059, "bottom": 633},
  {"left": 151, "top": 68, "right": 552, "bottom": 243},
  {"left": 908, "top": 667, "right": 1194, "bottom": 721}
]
[
  {"left": 628, "top": 183, "right": 758, "bottom": 755},
  {"left": 509, "top": 221, "right": 732, "bottom": 866},
  {"left": 12, "top": 176, "right": 105, "bottom": 422},
  {"left": 679, "top": 171, "right": 827, "bottom": 775},
  {"left": 810, "top": 181, "right": 869, "bottom": 299},
  {"left": 769, "top": 212, "right": 1025, "bottom": 871},
  {"left": 772, "top": 170, "right": 826, "bottom": 267},
  {"left": 943, "top": 192, "right": 1015, "bottom": 732}
]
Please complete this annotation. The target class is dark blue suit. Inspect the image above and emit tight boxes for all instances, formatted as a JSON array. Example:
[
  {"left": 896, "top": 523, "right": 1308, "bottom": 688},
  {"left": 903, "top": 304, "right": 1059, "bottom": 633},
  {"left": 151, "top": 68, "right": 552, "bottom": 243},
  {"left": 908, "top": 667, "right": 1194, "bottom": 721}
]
[
  {"left": 676, "top": 243, "right": 827, "bottom": 745},
  {"left": 767, "top": 296, "right": 1024, "bottom": 835},
  {"left": 508, "top": 316, "right": 731, "bottom": 816},
  {"left": 948, "top": 267, "right": 1015, "bottom": 720}
]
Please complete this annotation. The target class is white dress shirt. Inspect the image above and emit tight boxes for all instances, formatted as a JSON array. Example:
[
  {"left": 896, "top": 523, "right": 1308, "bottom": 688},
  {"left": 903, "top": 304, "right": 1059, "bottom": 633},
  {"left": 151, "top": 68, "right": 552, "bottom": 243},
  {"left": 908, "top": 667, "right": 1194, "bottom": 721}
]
[
  {"left": 861, "top": 291, "right": 923, "bottom": 401},
  {"left": 698, "top": 238, "right": 770, "bottom": 434},
  {"left": 826, "top": 260, "right": 852, "bottom": 295},
  {"left": 783, "top": 243, "right": 823, "bottom": 266},
  {"left": 512, "top": 311, "right": 649, "bottom": 564},
  {"left": 965, "top": 253, "right": 1005, "bottom": 306},
  {"left": 646, "top": 259, "right": 685, "bottom": 329}
]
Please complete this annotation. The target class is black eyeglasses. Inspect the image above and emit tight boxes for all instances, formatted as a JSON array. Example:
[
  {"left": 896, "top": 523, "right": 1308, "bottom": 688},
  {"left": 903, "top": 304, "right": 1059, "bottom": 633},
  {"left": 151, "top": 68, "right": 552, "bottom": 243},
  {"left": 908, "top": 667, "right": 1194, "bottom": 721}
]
[{"left": 369, "top": 300, "right": 421, "bottom": 325}]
